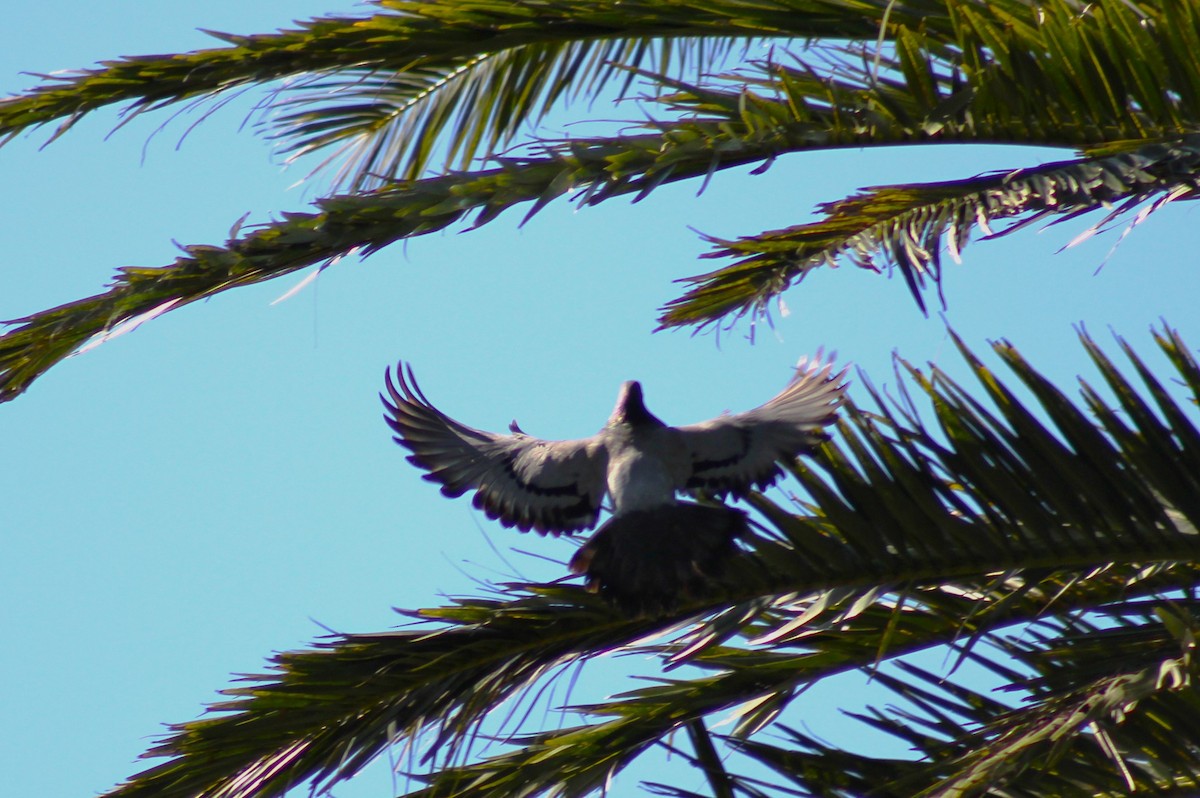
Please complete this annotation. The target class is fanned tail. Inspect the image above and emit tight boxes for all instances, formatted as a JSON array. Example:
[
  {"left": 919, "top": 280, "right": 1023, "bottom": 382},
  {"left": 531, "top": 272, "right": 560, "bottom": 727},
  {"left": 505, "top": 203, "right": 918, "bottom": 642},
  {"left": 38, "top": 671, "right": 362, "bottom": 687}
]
[{"left": 569, "top": 502, "right": 750, "bottom": 614}]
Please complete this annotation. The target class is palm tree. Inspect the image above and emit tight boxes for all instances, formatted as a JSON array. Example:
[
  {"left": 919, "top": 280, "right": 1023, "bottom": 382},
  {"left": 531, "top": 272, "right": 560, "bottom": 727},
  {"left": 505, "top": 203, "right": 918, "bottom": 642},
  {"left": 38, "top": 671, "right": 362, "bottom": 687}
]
[{"left": 6, "top": 0, "right": 1200, "bottom": 795}]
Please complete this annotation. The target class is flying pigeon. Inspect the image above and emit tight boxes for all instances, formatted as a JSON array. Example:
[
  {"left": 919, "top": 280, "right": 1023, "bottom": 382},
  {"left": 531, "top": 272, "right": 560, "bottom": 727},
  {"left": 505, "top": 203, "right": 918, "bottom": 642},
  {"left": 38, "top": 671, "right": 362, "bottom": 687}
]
[{"left": 382, "top": 354, "right": 847, "bottom": 611}]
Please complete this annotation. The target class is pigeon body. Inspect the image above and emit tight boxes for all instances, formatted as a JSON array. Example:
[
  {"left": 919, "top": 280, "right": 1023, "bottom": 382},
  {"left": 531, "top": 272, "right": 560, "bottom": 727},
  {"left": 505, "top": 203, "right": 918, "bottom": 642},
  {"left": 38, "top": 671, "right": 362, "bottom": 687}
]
[
  {"left": 600, "top": 381, "right": 689, "bottom": 513},
  {"left": 567, "top": 502, "right": 751, "bottom": 613},
  {"left": 382, "top": 355, "right": 847, "bottom": 608}
]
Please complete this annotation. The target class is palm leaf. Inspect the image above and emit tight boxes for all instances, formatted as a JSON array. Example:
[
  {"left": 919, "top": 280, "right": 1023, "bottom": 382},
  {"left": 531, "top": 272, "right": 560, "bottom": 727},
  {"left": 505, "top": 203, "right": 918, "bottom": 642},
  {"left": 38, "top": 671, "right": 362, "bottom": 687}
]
[
  {"left": 104, "top": 326, "right": 1200, "bottom": 798},
  {"left": 0, "top": 119, "right": 805, "bottom": 402},
  {"left": 735, "top": 606, "right": 1200, "bottom": 796},
  {"left": 8, "top": 2, "right": 1200, "bottom": 396},
  {"left": 264, "top": 35, "right": 748, "bottom": 189},
  {"left": 650, "top": 21, "right": 1200, "bottom": 326},
  {"left": 0, "top": 0, "right": 941, "bottom": 160}
]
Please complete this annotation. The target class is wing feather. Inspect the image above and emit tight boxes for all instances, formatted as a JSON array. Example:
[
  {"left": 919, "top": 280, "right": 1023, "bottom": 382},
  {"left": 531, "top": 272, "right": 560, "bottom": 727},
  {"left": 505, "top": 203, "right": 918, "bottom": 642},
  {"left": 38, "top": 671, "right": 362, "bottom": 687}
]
[
  {"left": 676, "top": 352, "right": 848, "bottom": 497},
  {"left": 382, "top": 364, "right": 608, "bottom": 534}
]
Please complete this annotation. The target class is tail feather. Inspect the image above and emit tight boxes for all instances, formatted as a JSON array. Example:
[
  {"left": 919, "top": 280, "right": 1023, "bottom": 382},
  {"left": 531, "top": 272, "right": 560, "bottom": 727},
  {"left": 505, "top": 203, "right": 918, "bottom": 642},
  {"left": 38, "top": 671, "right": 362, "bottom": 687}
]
[{"left": 569, "top": 502, "right": 750, "bottom": 614}]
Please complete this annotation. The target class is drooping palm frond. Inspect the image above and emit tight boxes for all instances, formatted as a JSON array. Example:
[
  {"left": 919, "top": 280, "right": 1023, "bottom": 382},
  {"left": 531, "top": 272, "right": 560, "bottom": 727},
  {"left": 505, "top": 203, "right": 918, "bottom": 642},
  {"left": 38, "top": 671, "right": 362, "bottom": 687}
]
[
  {"left": 5, "top": 111, "right": 1199, "bottom": 404},
  {"left": 262, "top": 0, "right": 1200, "bottom": 193},
  {"left": 264, "top": 35, "right": 750, "bottom": 189},
  {"left": 0, "top": 115, "right": 819, "bottom": 402},
  {"left": 659, "top": 138, "right": 1200, "bottom": 328},
  {"left": 649, "top": 5, "right": 1200, "bottom": 327},
  {"left": 395, "top": 562, "right": 1200, "bottom": 798},
  {"left": 106, "top": 585, "right": 651, "bottom": 798},
  {"left": 732, "top": 604, "right": 1200, "bottom": 797},
  {"left": 104, "top": 327, "right": 1200, "bottom": 798},
  {"left": 919, "top": 605, "right": 1200, "bottom": 796},
  {"left": 5, "top": 2, "right": 1200, "bottom": 398},
  {"left": 0, "top": 0, "right": 940, "bottom": 164}
]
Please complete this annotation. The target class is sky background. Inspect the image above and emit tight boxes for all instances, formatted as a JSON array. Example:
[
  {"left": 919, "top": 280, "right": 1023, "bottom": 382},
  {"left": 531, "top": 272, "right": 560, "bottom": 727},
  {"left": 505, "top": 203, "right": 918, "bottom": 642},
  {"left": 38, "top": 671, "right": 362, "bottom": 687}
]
[{"left": 4, "top": 3, "right": 1200, "bottom": 797}]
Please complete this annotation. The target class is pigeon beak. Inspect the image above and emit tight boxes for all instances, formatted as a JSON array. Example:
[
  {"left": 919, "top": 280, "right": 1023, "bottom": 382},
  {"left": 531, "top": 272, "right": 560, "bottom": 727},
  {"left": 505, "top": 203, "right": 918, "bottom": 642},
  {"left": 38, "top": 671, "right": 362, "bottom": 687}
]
[
  {"left": 612, "top": 380, "right": 642, "bottom": 420},
  {"left": 622, "top": 380, "right": 643, "bottom": 406},
  {"left": 611, "top": 379, "right": 665, "bottom": 427}
]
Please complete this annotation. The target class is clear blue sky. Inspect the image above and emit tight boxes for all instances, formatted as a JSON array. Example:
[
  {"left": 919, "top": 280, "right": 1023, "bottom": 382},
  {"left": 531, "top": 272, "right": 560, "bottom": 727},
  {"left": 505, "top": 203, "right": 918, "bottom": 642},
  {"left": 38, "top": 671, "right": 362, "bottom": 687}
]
[{"left": 4, "top": 3, "right": 1199, "bottom": 797}]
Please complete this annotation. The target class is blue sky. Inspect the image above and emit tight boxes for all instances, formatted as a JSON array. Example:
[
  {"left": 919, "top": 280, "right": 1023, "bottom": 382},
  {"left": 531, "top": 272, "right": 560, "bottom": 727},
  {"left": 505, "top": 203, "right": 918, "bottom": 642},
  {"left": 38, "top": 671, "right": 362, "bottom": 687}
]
[{"left": 4, "top": 3, "right": 1200, "bottom": 797}]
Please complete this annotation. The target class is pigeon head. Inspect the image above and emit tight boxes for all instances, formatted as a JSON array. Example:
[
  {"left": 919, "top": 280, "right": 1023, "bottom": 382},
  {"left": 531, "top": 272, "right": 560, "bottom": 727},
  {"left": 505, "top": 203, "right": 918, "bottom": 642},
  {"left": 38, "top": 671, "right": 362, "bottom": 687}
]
[{"left": 610, "top": 380, "right": 665, "bottom": 428}]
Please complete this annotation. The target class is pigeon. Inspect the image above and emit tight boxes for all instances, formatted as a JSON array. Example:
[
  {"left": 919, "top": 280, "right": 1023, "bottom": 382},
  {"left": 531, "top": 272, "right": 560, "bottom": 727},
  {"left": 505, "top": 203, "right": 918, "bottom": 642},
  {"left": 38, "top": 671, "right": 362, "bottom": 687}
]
[{"left": 382, "top": 354, "right": 847, "bottom": 611}]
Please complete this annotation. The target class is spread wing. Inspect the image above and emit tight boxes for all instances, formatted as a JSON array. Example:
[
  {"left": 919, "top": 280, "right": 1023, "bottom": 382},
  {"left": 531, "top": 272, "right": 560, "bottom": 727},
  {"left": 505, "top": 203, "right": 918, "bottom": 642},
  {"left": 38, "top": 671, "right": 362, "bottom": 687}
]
[
  {"left": 675, "top": 352, "right": 848, "bottom": 497},
  {"left": 382, "top": 364, "right": 608, "bottom": 534}
]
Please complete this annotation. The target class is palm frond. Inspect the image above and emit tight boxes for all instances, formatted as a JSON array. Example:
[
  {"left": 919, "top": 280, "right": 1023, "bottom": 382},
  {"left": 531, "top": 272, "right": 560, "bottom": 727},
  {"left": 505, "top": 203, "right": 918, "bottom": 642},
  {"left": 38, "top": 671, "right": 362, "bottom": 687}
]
[
  {"left": 265, "top": 35, "right": 749, "bottom": 188},
  {"left": 105, "top": 327, "right": 1200, "bottom": 798},
  {"left": 8, "top": 2, "right": 1200, "bottom": 394},
  {"left": 916, "top": 605, "right": 1200, "bottom": 796},
  {"left": 0, "top": 118, "right": 800, "bottom": 403},
  {"left": 31, "top": 0, "right": 1191, "bottom": 187},
  {"left": 396, "top": 563, "right": 1200, "bottom": 797},
  {"left": 734, "top": 606, "right": 1200, "bottom": 796},
  {"left": 658, "top": 138, "right": 1200, "bottom": 328},
  {"left": 107, "top": 585, "right": 655, "bottom": 798},
  {"left": 0, "top": 0, "right": 939, "bottom": 154},
  {"left": 7, "top": 89, "right": 1196, "bottom": 404},
  {"left": 642, "top": 0, "right": 1200, "bottom": 327}
]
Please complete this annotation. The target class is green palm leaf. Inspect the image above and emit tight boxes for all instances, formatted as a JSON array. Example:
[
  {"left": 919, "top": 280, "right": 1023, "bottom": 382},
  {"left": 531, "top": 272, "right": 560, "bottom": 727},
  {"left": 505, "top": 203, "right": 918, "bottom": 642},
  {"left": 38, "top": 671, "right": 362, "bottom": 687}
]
[
  {"left": 661, "top": 140, "right": 1200, "bottom": 326},
  {"left": 265, "top": 36, "right": 748, "bottom": 188},
  {"left": 734, "top": 606, "right": 1200, "bottom": 796},
  {"left": 6, "top": 1, "right": 1200, "bottom": 397},
  {"left": 10, "top": 5, "right": 1200, "bottom": 795},
  {"left": 104, "top": 327, "right": 1200, "bottom": 797},
  {"left": 0, "top": 0, "right": 938, "bottom": 161}
]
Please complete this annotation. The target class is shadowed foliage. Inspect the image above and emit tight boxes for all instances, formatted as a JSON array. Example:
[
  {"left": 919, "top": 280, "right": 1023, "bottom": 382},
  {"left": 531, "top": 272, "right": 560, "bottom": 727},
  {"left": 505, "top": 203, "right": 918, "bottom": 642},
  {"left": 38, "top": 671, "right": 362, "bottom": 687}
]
[
  {"left": 9, "top": 2, "right": 1200, "bottom": 796},
  {"left": 5, "top": 1, "right": 1200, "bottom": 398},
  {"left": 101, "top": 327, "right": 1200, "bottom": 797}
]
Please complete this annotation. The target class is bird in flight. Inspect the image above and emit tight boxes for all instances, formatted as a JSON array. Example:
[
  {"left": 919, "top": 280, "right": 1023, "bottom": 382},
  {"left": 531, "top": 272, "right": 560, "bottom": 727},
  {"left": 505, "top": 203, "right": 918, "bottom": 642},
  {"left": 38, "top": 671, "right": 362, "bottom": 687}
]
[{"left": 382, "top": 355, "right": 847, "bottom": 611}]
